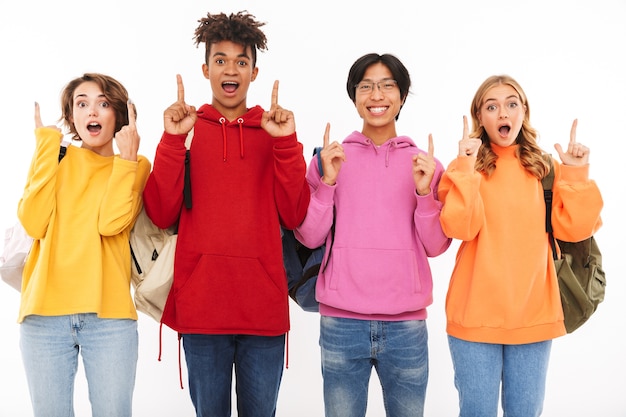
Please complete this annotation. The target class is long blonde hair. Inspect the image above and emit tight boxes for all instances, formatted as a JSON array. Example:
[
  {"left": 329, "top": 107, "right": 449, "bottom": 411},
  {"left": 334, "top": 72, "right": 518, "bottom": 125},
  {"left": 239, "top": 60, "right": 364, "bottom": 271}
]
[{"left": 470, "top": 75, "right": 549, "bottom": 179}]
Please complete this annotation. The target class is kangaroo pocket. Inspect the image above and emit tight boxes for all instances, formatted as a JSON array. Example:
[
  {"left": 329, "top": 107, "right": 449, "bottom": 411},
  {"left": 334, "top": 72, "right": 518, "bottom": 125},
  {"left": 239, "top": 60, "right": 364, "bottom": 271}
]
[
  {"left": 324, "top": 247, "right": 424, "bottom": 315},
  {"left": 174, "top": 254, "right": 286, "bottom": 332}
]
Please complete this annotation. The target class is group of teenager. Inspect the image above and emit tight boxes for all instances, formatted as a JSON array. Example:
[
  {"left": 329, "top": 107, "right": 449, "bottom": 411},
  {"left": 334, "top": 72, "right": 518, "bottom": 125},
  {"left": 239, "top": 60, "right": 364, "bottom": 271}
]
[{"left": 15, "top": 9, "right": 603, "bottom": 417}]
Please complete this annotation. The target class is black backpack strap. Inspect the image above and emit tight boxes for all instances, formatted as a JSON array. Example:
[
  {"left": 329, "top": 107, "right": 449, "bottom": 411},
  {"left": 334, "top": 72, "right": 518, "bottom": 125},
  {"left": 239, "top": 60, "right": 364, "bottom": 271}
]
[
  {"left": 540, "top": 155, "right": 558, "bottom": 260},
  {"left": 58, "top": 143, "right": 68, "bottom": 162},
  {"left": 183, "top": 149, "right": 192, "bottom": 209}
]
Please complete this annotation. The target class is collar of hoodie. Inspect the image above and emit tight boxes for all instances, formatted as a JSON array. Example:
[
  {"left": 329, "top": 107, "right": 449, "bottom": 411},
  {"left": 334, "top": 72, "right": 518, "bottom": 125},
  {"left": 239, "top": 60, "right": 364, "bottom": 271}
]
[{"left": 364, "top": 137, "right": 399, "bottom": 167}]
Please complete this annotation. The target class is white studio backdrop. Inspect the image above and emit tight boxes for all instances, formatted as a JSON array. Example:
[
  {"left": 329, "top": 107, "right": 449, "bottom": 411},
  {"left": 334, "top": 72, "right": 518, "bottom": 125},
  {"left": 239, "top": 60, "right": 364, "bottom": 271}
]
[{"left": 0, "top": 1, "right": 624, "bottom": 416}]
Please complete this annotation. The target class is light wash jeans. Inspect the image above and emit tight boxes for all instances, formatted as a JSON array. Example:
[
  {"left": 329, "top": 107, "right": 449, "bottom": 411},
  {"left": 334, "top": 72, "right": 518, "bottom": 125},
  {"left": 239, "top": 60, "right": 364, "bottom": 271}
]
[
  {"left": 448, "top": 335, "right": 552, "bottom": 417},
  {"left": 182, "top": 333, "right": 285, "bottom": 417},
  {"left": 320, "top": 316, "right": 429, "bottom": 417},
  {"left": 20, "top": 314, "right": 138, "bottom": 417}
]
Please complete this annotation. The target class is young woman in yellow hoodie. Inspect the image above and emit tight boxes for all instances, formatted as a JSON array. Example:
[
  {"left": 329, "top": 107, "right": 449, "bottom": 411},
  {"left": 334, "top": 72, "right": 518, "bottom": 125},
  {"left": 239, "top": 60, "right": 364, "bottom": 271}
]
[
  {"left": 438, "top": 74, "right": 602, "bottom": 417},
  {"left": 17, "top": 73, "right": 151, "bottom": 417}
]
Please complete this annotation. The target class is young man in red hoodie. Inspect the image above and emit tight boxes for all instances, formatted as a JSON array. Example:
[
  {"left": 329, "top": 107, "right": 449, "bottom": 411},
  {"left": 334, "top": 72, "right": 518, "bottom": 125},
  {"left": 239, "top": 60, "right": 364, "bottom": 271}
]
[{"left": 142, "top": 11, "right": 310, "bottom": 417}]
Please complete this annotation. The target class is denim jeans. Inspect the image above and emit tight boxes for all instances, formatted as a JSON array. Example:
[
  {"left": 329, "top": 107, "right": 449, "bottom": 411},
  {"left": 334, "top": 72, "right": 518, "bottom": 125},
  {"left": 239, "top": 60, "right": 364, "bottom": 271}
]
[
  {"left": 320, "top": 316, "right": 429, "bottom": 417},
  {"left": 448, "top": 335, "right": 552, "bottom": 417},
  {"left": 20, "top": 314, "right": 138, "bottom": 417},
  {"left": 182, "top": 333, "right": 285, "bottom": 417}
]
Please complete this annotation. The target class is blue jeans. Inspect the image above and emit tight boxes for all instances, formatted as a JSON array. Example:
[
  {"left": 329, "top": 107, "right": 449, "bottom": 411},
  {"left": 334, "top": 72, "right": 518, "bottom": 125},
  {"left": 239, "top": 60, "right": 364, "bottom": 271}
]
[
  {"left": 20, "top": 314, "right": 138, "bottom": 417},
  {"left": 448, "top": 336, "right": 552, "bottom": 417},
  {"left": 320, "top": 316, "right": 429, "bottom": 417},
  {"left": 182, "top": 333, "right": 285, "bottom": 417}
]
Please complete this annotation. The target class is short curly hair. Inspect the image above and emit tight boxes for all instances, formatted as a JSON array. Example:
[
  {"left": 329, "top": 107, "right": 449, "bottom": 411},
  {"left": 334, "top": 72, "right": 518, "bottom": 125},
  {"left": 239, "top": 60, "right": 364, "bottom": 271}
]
[{"left": 194, "top": 11, "right": 268, "bottom": 67}]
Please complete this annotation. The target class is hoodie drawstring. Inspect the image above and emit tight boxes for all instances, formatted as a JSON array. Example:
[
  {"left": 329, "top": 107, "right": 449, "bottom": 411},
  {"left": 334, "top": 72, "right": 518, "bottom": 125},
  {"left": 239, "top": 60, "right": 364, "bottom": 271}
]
[
  {"left": 220, "top": 117, "right": 227, "bottom": 161},
  {"left": 219, "top": 117, "right": 246, "bottom": 161},
  {"left": 177, "top": 333, "right": 184, "bottom": 389},
  {"left": 157, "top": 322, "right": 185, "bottom": 390},
  {"left": 237, "top": 118, "right": 244, "bottom": 159}
]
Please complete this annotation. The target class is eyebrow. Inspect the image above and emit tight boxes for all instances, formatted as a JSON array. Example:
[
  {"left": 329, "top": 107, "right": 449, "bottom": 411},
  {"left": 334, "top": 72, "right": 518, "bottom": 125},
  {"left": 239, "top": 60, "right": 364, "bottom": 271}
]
[
  {"left": 360, "top": 77, "right": 395, "bottom": 82},
  {"left": 74, "top": 93, "right": 106, "bottom": 100},
  {"left": 484, "top": 94, "right": 519, "bottom": 103},
  {"left": 211, "top": 51, "right": 250, "bottom": 60}
]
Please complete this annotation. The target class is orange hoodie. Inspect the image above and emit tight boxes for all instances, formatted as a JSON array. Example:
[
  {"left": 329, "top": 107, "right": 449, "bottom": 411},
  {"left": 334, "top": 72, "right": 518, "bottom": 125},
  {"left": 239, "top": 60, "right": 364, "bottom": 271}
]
[{"left": 438, "top": 144, "right": 602, "bottom": 344}]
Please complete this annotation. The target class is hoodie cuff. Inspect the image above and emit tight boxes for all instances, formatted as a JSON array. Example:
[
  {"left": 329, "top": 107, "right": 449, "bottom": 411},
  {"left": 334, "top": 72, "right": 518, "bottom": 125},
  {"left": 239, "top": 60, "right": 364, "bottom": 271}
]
[
  {"left": 160, "top": 131, "right": 188, "bottom": 149},
  {"left": 559, "top": 163, "right": 590, "bottom": 183},
  {"left": 273, "top": 132, "right": 298, "bottom": 149},
  {"left": 313, "top": 180, "right": 336, "bottom": 206},
  {"left": 415, "top": 192, "right": 441, "bottom": 215}
]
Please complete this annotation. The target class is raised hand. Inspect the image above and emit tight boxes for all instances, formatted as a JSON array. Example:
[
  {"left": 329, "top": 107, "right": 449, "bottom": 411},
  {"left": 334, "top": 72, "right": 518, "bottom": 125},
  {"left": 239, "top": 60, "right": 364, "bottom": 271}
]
[
  {"left": 554, "top": 119, "right": 589, "bottom": 166},
  {"left": 319, "top": 123, "right": 345, "bottom": 186},
  {"left": 114, "top": 100, "right": 140, "bottom": 161},
  {"left": 413, "top": 134, "right": 436, "bottom": 195},
  {"left": 261, "top": 80, "right": 296, "bottom": 137},
  {"left": 163, "top": 74, "right": 197, "bottom": 135},
  {"left": 458, "top": 115, "right": 482, "bottom": 157},
  {"left": 34, "top": 102, "right": 61, "bottom": 132}
]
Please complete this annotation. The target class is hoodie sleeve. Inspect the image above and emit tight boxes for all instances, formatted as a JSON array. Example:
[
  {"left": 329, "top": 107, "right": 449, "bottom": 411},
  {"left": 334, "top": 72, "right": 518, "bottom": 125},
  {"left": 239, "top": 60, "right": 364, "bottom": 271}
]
[
  {"left": 273, "top": 133, "right": 311, "bottom": 229},
  {"left": 551, "top": 161, "right": 603, "bottom": 242},
  {"left": 142, "top": 131, "right": 188, "bottom": 229},
  {"left": 294, "top": 155, "right": 335, "bottom": 248},
  {"left": 17, "top": 127, "right": 64, "bottom": 239},
  {"left": 413, "top": 158, "right": 452, "bottom": 257},
  {"left": 437, "top": 156, "right": 485, "bottom": 241}
]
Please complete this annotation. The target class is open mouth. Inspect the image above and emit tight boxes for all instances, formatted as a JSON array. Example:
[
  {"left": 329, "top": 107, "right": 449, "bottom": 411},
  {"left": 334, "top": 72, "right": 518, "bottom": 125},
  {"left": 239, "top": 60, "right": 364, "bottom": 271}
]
[
  {"left": 499, "top": 125, "right": 511, "bottom": 136},
  {"left": 87, "top": 122, "right": 102, "bottom": 133},
  {"left": 222, "top": 81, "right": 239, "bottom": 93}
]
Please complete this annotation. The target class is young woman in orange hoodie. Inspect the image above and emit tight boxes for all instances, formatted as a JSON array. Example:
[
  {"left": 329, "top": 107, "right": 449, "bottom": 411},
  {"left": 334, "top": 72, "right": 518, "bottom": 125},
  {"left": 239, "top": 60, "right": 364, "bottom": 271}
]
[{"left": 438, "top": 74, "right": 602, "bottom": 417}]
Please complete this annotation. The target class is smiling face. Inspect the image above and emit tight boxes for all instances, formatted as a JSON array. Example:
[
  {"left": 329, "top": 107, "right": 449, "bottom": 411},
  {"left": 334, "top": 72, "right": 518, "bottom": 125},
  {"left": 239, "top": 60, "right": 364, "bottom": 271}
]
[
  {"left": 70, "top": 81, "right": 116, "bottom": 156},
  {"left": 203, "top": 40, "right": 258, "bottom": 121},
  {"left": 355, "top": 62, "right": 402, "bottom": 145},
  {"left": 476, "top": 83, "right": 527, "bottom": 147}
]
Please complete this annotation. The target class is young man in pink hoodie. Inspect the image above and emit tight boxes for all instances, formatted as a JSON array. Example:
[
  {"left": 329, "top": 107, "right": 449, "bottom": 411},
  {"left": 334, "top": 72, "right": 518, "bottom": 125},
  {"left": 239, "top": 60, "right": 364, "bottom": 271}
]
[{"left": 295, "top": 53, "right": 451, "bottom": 417}]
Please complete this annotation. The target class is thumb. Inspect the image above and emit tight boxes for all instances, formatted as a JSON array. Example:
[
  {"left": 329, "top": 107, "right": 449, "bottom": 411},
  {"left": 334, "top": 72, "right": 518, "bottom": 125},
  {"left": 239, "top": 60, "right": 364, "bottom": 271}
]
[{"left": 554, "top": 143, "right": 565, "bottom": 158}]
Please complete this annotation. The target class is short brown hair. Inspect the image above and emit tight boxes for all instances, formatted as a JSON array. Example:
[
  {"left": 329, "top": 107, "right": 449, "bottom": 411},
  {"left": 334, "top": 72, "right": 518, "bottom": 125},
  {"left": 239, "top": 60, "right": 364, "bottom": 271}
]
[{"left": 60, "top": 73, "right": 135, "bottom": 142}]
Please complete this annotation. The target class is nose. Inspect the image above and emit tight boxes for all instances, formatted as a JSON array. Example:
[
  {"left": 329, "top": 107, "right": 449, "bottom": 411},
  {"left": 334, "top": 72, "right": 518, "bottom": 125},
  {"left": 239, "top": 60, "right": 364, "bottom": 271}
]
[
  {"left": 88, "top": 106, "right": 97, "bottom": 117},
  {"left": 370, "top": 84, "right": 384, "bottom": 99},
  {"left": 498, "top": 108, "right": 509, "bottom": 119}
]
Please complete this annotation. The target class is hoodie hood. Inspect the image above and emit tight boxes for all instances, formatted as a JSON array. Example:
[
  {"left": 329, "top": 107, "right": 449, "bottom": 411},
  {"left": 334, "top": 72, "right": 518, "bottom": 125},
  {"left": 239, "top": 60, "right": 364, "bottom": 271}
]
[
  {"left": 343, "top": 130, "right": 417, "bottom": 167},
  {"left": 196, "top": 104, "right": 265, "bottom": 161}
]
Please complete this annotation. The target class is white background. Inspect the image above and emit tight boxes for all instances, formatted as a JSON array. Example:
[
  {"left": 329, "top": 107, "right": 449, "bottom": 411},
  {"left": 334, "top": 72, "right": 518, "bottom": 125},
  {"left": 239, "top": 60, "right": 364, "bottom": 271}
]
[{"left": 1, "top": 1, "right": 624, "bottom": 416}]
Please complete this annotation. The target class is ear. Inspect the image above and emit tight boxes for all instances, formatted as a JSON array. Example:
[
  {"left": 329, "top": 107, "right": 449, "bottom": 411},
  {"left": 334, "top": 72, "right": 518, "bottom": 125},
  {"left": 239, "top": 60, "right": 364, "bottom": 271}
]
[
  {"left": 250, "top": 66, "right": 259, "bottom": 82},
  {"left": 202, "top": 63, "right": 209, "bottom": 80}
]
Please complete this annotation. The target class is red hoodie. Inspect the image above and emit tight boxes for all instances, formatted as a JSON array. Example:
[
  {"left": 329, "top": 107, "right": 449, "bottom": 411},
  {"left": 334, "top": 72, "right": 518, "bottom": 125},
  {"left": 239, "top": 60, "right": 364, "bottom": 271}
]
[{"left": 143, "top": 104, "right": 310, "bottom": 335}]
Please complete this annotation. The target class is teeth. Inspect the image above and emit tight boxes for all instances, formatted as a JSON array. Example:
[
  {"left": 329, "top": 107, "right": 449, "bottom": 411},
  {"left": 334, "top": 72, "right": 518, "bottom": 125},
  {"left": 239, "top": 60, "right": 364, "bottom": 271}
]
[{"left": 370, "top": 107, "right": 387, "bottom": 114}]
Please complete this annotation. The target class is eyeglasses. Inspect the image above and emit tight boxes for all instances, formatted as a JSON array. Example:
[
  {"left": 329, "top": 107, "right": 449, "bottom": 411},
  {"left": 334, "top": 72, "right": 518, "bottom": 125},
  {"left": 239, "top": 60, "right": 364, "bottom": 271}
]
[{"left": 355, "top": 79, "right": 398, "bottom": 94}]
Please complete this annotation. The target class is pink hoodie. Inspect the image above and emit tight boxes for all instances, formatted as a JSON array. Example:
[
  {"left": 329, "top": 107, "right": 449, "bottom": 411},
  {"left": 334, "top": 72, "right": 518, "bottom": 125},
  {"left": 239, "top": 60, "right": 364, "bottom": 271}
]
[{"left": 295, "top": 131, "right": 451, "bottom": 320}]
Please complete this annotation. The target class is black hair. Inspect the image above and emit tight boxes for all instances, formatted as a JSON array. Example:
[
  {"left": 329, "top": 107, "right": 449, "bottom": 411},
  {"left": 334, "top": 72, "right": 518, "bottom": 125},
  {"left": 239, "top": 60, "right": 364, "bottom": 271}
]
[{"left": 346, "top": 53, "right": 411, "bottom": 121}]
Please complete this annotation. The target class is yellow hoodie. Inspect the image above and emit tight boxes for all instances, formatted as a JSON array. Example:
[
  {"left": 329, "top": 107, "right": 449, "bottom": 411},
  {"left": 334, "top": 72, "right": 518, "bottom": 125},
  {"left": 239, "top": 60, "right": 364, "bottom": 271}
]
[
  {"left": 17, "top": 127, "right": 151, "bottom": 322},
  {"left": 438, "top": 144, "right": 602, "bottom": 344}
]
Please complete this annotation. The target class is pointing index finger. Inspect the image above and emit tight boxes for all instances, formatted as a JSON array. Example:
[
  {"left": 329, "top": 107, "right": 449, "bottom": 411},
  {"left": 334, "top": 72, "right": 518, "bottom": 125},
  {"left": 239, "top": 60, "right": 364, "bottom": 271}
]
[
  {"left": 323, "top": 123, "right": 330, "bottom": 148},
  {"left": 34, "top": 101, "right": 43, "bottom": 128},
  {"left": 462, "top": 115, "right": 469, "bottom": 139},
  {"left": 176, "top": 74, "right": 185, "bottom": 103},
  {"left": 570, "top": 118, "right": 578, "bottom": 144},
  {"left": 127, "top": 100, "right": 136, "bottom": 128},
  {"left": 271, "top": 80, "right": 279, "bottom": 109},
  {"left": 428, "top": 133, "right": 434, "bottom": 157}
]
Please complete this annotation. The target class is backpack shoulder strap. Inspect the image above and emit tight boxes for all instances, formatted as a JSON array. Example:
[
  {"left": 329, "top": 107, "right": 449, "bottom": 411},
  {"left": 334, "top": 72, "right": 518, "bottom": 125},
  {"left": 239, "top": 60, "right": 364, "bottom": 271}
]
[
  {"left": 540, "top": 154, "right": 558, "bottom": 260},
  {"left": 540, "top": 154, "right": 555, "bottom": 191},
  {"left": 313, "top": 146, "right": 324, "bottom": 176}
]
